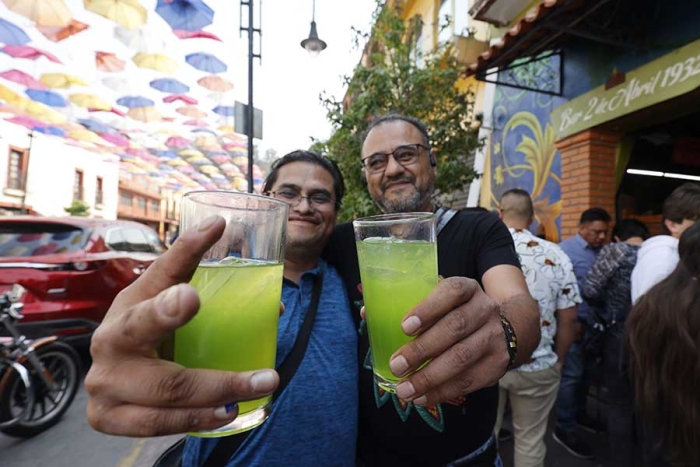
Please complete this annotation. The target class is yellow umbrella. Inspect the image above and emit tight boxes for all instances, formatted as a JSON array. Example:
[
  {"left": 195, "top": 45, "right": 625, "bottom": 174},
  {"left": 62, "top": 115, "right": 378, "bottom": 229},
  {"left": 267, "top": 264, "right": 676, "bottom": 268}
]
[
  {"left": 199, "top": 165, "right": 220, "bottom": 174},
  {"left": 0, "top": 84, "right": 22, "bottom": 104},
  {"left": 84, "top": 0, "right": 146, "bottom": 30},
  {"left": 69, "top": 129, "right": 104, "bottom": 144},
  {"left": 2, "top": 0, "right": 71, "bottom": 27},
  {"left": 166, "top": 158, "right": 187, "bottom": 167},
  {"left": 127, "top": 106, "right": 161, "bottom": 122},
  {"left": 42, "top": 73, "right": 88, "bottom": 88},
  {"left": 179, "top": 149, "right": 204, "bottom": 158},
  {"left": 217, "top": 125, "right": 234, "bottom": 133},
  {"left": 132, "top": 53, "right": 178, "bottom": 74},
  {"left": 69, "top": 93, "right": 112, "bottom": 110}
]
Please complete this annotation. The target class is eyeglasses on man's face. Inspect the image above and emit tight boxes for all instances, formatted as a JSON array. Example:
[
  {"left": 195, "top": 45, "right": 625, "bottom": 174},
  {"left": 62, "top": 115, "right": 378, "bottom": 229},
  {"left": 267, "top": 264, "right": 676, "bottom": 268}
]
[
  {"left": 266, "top": 189, "right": 336, "bottom": 210},
  {"left": 361, "top": 143, "right": 430, "bottom": 174}
]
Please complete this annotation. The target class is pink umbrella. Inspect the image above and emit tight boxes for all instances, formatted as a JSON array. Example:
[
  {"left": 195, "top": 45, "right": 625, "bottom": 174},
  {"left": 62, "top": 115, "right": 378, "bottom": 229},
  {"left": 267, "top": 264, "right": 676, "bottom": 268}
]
[
  {"left": 183, "top": 119, "right": 208, "bottom": 127},
  {"left": 163, "top": 93, "right": 198, "bottom": 105},
  {"left": 173, "top": 29, "right": 222, "bottom": 41},
  {"left": 5, "top": 115, "right": 48, "bottom": 129},
  {"left": 99, "top": 132, "right": 130, "bottom": 147},
  {"left": 1, "top": 45, "right": 62, "bottom": 64},
  {"left": 89, "top": 107, "right": 126, "bottom": 117},
  {"left": 0, "top": 69, "right": 48, "bottom": 90},
  {"left": 165, "top": 136, "right": 190, "bottom": 148}
]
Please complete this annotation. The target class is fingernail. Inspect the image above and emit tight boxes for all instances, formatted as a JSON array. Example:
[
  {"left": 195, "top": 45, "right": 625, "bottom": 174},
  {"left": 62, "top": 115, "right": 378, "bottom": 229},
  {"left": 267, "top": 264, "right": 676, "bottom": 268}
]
[
  {"left": 413, "top": 395, "right": 427, "bottom": 406},
  {"left": 402, "top": 316, "right": 421, "bottom": 335},
  {"left": 390, "top": 355, "right": 409, "bottom": 377},
  {"left": 214, "top": 403, "right": 238, "bottom": 419},
  {"left": 160, "top": 285, "right": 181, "bottom": 317},
  {"left": 251, "top": 370, "right": 276, "bottom": 392},
  {"left": 197, "top": 215, "right": 220, "bottom": 232},
  {"left": 396, "top": 381, "right": 416, "bottom": 400}
]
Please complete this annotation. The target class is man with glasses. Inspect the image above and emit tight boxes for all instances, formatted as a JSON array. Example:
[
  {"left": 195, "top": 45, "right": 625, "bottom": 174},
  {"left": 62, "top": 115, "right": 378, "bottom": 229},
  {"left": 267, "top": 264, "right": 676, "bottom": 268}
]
[{"left": 324, "top": 114, "right": 541, "bottom": 466}]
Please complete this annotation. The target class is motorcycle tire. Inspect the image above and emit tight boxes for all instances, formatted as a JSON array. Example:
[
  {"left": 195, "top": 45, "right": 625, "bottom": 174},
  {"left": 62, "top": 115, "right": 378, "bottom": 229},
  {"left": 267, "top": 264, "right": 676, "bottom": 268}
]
[{"left": 0, "top": 341, "right": 81, "bottom": 437}]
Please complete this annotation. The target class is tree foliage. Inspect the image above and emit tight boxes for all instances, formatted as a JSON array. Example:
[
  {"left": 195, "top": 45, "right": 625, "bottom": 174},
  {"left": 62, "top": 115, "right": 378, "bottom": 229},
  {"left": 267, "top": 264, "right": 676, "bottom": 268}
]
[
  {"left": 316, "top": 1, "right": 482, "bottom": 221},
  {"left": 64, "top": 199, "right": 90, "bottom": 217}
]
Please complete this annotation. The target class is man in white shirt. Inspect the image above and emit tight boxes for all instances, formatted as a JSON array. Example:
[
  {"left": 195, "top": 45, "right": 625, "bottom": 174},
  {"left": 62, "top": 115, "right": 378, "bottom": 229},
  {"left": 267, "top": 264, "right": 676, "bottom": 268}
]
[
  {"left": 496, "top": 189, "right": 581, "bottom": 467},
  {"left": 631, "top": 183, "right": 700, "bottom": 303}
]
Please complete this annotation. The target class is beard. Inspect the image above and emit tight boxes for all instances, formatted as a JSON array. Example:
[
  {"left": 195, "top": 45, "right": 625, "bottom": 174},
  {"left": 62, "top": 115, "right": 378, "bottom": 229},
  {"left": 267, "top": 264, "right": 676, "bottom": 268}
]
[{"left": 372, "top": 179, "right": 433, "bottom": 213}]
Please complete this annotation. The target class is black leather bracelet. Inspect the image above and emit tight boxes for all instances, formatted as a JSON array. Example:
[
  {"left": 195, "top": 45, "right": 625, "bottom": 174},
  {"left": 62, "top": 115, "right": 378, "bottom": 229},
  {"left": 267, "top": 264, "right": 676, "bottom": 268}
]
[{"left": 500, "top": 313, "right": 518, "bottom": 370}]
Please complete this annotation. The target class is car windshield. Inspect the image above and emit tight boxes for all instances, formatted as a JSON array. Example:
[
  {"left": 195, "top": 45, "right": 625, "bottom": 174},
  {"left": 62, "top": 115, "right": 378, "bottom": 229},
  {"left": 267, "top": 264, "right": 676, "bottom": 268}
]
[{"left": 0, "top": 223, "right": 88, "bottom": 257}]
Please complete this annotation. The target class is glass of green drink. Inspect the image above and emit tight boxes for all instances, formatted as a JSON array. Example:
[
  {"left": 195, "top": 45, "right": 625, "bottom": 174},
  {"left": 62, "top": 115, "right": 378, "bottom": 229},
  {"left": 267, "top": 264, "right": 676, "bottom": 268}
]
[
  {"left": 353, "top": 212, "right": 438, "bottom": 393},
  {"left": 176, "top": 191, "right": 288, "bottom": 437}
]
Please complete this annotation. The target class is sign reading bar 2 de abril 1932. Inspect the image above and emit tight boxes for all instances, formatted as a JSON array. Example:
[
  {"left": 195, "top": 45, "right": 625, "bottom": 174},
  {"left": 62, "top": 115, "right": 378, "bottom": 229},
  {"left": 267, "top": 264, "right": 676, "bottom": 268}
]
[{"left": 551, "top": 38, "right": 700, "bottom": 140}]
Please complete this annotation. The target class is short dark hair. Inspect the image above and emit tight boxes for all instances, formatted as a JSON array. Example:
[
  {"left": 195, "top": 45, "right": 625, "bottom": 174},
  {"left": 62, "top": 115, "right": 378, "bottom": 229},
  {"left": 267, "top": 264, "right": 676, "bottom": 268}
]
[
  {"left": 662, "top": 183, "right": 700, "bottom": 224},
  {"left": 500, "top": 188, "right": 534, "bottom": 220},
  {"left": 360, "top": 114, "right": 430, "bottom": 150},
  {"left": 580, "top": 207, "right": 612, "bottom": 225},
  {"left": 612, "top": 219, "right": 650, "bottom": 242},
  {"left": 262, "top": 150, "right": 345, "bottom": 210}
]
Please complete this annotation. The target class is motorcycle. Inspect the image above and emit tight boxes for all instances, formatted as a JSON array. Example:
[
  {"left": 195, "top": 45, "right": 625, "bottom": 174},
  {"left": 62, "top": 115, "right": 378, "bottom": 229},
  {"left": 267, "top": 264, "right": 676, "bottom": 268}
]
[{"left": 0, "top": 284, "right": 81, "bottom": 437}]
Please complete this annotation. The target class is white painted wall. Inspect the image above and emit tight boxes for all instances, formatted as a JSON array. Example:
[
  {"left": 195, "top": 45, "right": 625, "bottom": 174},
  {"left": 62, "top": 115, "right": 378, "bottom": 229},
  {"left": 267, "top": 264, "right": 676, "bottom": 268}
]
[{"left": 0, "top": 120, "right": 120, "bottom": 219}]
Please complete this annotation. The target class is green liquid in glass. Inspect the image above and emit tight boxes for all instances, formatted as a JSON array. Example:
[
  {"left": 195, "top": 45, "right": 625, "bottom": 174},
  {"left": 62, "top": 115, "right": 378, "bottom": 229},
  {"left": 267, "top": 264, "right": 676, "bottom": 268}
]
[
  {"left": 357, "top": 239, "right": 438, "bottom": 391},
  {"left": 175, "top": 259, "right": 283, "bottom": 432}
]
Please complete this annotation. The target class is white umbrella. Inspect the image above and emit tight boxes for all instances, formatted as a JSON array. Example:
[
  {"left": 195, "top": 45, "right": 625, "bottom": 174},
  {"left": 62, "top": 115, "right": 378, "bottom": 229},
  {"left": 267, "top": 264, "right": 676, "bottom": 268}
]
[{"left": 114, "top": 26, "right": 166, "bottom": 53}]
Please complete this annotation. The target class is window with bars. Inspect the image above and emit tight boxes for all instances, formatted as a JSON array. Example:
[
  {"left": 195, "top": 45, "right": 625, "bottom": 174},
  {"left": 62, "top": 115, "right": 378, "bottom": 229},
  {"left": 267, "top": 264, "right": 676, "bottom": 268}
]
[
  {"left": 120, "top": 192, "right": 133, "bottom": 206},
  {"left": 7, "top": 147, "right": 27, "bottom": 191},
  {"left": 73, "top": 170, "right": 84, "bottom": 201},
  {"left": 96, "top": 177, "right": 104, "bottom": 205}
]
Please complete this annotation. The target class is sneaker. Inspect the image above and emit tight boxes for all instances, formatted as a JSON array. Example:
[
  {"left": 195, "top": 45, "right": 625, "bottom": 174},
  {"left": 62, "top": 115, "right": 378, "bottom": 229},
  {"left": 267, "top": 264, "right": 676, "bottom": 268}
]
[
  {"left": 497, "top": 428, "right": 513, "bottom": 442},
  {"left": 577, "top": 413, "right": 606, "bottom": 434},
  {"left": 553, "top": 427, "right": 594, "bottom": 460}
]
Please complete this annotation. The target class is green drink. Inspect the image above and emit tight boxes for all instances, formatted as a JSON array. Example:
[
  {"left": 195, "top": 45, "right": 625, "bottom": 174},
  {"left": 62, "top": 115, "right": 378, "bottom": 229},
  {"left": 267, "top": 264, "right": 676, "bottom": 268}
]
[
  {"left": 175, "top": 260, "right": 283, "bottom": 437},
  {"left": 354, "top": 213, "right": 438, "bottom": 393}
]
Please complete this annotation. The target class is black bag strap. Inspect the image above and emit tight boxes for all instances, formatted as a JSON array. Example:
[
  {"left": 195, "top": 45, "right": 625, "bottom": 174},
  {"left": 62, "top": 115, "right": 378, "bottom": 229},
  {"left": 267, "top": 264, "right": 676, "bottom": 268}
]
[
  {"left": 435, "top": 206, "right": 457, "bottom": 236},
  {"left": 202, "top": 271, "right": 324, "bottom": 467}
]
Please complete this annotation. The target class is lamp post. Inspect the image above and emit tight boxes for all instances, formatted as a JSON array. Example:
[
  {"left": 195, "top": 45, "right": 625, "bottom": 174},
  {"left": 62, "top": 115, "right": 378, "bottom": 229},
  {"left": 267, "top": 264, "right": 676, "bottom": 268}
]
[
  {"left": 301, "top": 0, "right": 327, "bottom": 56},
  {"left": 240, "top": 0, "right": 261, "bottom": 193}
]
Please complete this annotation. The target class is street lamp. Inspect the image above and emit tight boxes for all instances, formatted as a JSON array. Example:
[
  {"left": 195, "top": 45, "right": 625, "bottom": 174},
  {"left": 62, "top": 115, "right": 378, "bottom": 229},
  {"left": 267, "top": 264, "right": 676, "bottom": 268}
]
[{"left": 301, "top": 0, "right": 326, "bottom": 56}]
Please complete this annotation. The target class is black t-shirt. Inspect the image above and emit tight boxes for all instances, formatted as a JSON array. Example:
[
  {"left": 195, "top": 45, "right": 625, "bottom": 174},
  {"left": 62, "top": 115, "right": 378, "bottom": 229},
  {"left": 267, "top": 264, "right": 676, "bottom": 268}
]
[{"left": 323, "top": 210, "right": 520, "bottom": 467}]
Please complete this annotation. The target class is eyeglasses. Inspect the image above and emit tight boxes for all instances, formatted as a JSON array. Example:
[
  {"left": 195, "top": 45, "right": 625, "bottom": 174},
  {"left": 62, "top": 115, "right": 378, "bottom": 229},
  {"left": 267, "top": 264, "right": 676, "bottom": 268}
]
[
  {"left": 361, "top": 143, "right": 430, "bottom": 174},
  {"left": 266, "top": 189, "right": 336, "bottom": 210}
]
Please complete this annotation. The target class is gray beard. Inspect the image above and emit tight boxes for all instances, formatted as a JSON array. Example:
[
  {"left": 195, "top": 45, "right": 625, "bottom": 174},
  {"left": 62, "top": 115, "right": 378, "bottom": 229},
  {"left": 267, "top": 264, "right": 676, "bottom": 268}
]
[{"left": 373, "top": 187, "right": 432, "bottom": 213}]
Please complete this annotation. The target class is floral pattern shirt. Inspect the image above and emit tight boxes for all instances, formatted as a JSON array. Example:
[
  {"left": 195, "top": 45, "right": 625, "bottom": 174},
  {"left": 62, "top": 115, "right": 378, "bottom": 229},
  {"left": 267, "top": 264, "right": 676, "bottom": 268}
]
[{"left": 509, "top": 228, "right": 582, "bottom": 372}]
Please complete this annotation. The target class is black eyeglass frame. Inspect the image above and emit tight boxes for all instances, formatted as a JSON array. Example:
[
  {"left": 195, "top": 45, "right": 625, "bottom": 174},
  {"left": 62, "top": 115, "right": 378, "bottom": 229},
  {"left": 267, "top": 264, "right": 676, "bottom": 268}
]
[{"left": 360, "top": 143, "right": 431, "bottom": 173}]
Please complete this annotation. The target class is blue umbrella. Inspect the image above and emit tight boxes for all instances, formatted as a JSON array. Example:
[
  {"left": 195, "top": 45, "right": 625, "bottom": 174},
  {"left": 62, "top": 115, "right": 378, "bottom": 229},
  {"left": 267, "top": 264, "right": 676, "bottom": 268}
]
[
  {"left": 185, "top": 52, "right": 227, "bottom": 73},
  {"left": 0, "top": 19, "right": 31, "bottom": 46},
  {"left": 151, "top": 149, "right": 178, "bottom": 159},
  {"left": 150, "top": 78, "right": 189, "bottom": 94},
  {"left": 34, "top": 125, "right": 66, "bottom": 137},
  {"left": 191, "top": 128, "right": 218, "bottom": 135},
  {"left": 155, "top": 0, "right": 214, "bottom": 32},
  {"left": 78, "top": 118, "right": 115, "bottom": 134},
  {"left": 116, "top": 95, "right": 155, "bottom": 108},
  {"left": 25, "top": 89, "right": 67, "bottom": 108},
  {"left": 212, "top": 105, "right": 234, "bottom": 117}
]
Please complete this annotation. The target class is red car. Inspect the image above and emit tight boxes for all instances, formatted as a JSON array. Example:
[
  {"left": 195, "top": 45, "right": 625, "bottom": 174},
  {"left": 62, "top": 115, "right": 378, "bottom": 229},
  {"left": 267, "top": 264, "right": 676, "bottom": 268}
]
[{"left": 0, "top": 216, "right": 166, "bottom": 345}]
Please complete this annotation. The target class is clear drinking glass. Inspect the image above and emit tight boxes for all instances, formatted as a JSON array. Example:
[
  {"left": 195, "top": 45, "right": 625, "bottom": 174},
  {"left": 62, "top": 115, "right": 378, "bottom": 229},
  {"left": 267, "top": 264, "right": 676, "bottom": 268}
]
[
  {"left": 353, "top": 212, "right": 438, "bottom": 393},
  {"left": 176, "top": 191, "right": 288, "bottom": 437}
]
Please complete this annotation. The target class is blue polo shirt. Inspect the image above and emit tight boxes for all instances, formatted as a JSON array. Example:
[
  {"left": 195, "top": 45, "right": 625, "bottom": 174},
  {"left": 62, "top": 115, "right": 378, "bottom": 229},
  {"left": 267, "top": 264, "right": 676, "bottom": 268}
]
[
  {"left": 183, "top": 260, "right": 358, "bottom": 467},
  {"left": 559, "top": 233, "right": 601, "bottom": 321}
]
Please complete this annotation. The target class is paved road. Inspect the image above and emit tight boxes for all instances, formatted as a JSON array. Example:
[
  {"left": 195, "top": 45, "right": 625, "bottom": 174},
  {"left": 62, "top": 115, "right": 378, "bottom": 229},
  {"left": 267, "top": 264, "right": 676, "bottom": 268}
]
[{"left": 0, "top": 384, "right": 181, "bottom": 467}]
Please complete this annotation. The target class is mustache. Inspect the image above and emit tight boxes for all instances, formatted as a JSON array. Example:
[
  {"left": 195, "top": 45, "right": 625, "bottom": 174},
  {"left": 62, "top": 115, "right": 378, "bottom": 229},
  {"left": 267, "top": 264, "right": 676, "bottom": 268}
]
[{"left": 381, "top": 175, "right": 415, "bottom": 191}]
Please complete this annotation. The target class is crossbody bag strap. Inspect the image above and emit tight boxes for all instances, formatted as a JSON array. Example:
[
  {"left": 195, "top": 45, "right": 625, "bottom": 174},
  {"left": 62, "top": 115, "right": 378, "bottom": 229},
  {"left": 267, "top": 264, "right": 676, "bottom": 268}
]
[
  {"left": 435, "top": 206, "right": 458, "bottom": 236},
  {"left": 202, "top": 272, "right": 324, "bottom": 467}
]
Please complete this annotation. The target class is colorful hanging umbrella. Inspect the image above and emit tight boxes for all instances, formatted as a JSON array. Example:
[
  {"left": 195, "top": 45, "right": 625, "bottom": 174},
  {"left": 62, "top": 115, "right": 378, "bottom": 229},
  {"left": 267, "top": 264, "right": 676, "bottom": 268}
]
[
  {"left": 95, "top": 51, "right": 126, "bottom": 72},
  {"left": 41, "top": 73, "right": 87, "bottom": 88},
  {"left": 25, "top": 89, "right": 67, "bottom": 107},
  {"left": 69, "top": 129, "right": 105, "bottom": 144},
  {"left": 114, "top": 26, "right": 165, "bottom": 52},
  {"left": 69, "top": 93, "right": 112, "bottom": 111},
  {"left": 0, "top": 18, "right": 31, "bottom": 45},
  {"left": 212, "top": 105, "right": 234, "bottom": 117},
  {"left": 132, "top": 52, "right": 178, "bottom": 73},
  {"left": 5, "top": 115, "right": 48, "bottom": 129},
  {"left": 84, "top": 0, "right": 147, "bottom": 30},
  {"left": 38, "top": 19, "right": 89, "bottom": 42},
  {"left": 173, "top": 29, "right": 221, "bottom": 41},
  {"left": 0, "top": 70, "right": 48, "bottom": 90},
  {"left": 117, "top": 95, "right": 155, "bottom": 108},
  {"left": 185, "top": 52, "right": 227, "bottom": 73},
  {"left": 179, "top": 149, "right": 204, "bottom": 158},
  {"left": 88, "top": 106, "right": 126, "bottom": 117},
  {"left": 150, "top": 78, "right": 189, "bottom": 94},
  {"left": 163, "top": 94, "right": 197, "bottom": 105},
  {"left": 166, "top": 136, "right": 190, "bottom": 148},
  {"left": 127, "top": 106, "right": 161, "bottom": 122},
  {"left": 1, "top": 45, "right": 62, "bottom": 64},
  {"left": 78, "top": 118, "right": 115, "bottom": 133},
  {"left": 98, "top": 132, "right": 130, "bottom": 147},
  {"left": 2, "top": 0, "right": 71, "bottom": 27},
  {"left": 197, "top": 75, "right": 233, "bottom": 92},
  {"left": 34, "top": 125, "right": 66, "bottom": 136},
  {"left": 176, "top": 105, "right": 206, "bottom": 118},
  {"left": 155, "top": 0, "right": 214, "bottom": 31}
]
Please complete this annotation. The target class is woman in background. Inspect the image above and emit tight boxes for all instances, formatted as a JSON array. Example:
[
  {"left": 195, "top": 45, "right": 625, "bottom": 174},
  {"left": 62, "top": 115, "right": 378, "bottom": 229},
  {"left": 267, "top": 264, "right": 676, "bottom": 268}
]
[{"left": 626, "top": 220, "right": 700, "bottom": 466}]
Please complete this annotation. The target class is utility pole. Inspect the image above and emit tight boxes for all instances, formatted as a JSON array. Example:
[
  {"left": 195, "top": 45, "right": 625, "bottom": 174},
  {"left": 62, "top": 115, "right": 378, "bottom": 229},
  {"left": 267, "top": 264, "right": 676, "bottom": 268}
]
[
  {"left": 240, "top": 0, "right": 261, "bottom": 193},
  {"left": 19, "top": 130, "right": 33, "bottom": 215}
]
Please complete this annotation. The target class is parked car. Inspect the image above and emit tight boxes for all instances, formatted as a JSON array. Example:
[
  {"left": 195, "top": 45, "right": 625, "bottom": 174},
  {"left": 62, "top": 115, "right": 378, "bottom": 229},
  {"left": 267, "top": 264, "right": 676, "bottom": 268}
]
[{"left": 0, "top": 216, "right": 166, "bottom": 345}]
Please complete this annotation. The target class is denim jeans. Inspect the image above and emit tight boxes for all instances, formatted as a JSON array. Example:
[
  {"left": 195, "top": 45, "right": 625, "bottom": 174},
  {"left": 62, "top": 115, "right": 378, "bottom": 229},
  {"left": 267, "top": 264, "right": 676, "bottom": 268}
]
[{"left": 554, "top": 336, "right": 589, "bottom": 434}]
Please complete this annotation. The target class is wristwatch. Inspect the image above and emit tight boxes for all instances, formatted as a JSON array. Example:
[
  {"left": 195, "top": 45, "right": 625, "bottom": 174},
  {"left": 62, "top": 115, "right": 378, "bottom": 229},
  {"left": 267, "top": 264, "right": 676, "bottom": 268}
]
[{"left": 500, "top": 313, "right": 518, "bottom": 370}]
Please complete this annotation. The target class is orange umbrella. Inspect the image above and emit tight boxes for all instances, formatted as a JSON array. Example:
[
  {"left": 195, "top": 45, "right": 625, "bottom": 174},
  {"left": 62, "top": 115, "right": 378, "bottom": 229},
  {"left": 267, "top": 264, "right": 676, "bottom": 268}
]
[
  {"left": 37, "top": 19, "right": 89, "bottom": 42},
  {"left": 2, "top": 0, "right": 71, "bottom": 27},
  {"left": 197, "top": 75, "right": 233, "bottom": 92},
  {"left": 96, "top": 51, "right": 126, "bottom": 72},
  {"left": 127, "top": 106, "right": 161, "bottom": 122},
  {"left": 176, "top": 105, "right": 206, "bottom": 118}
]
